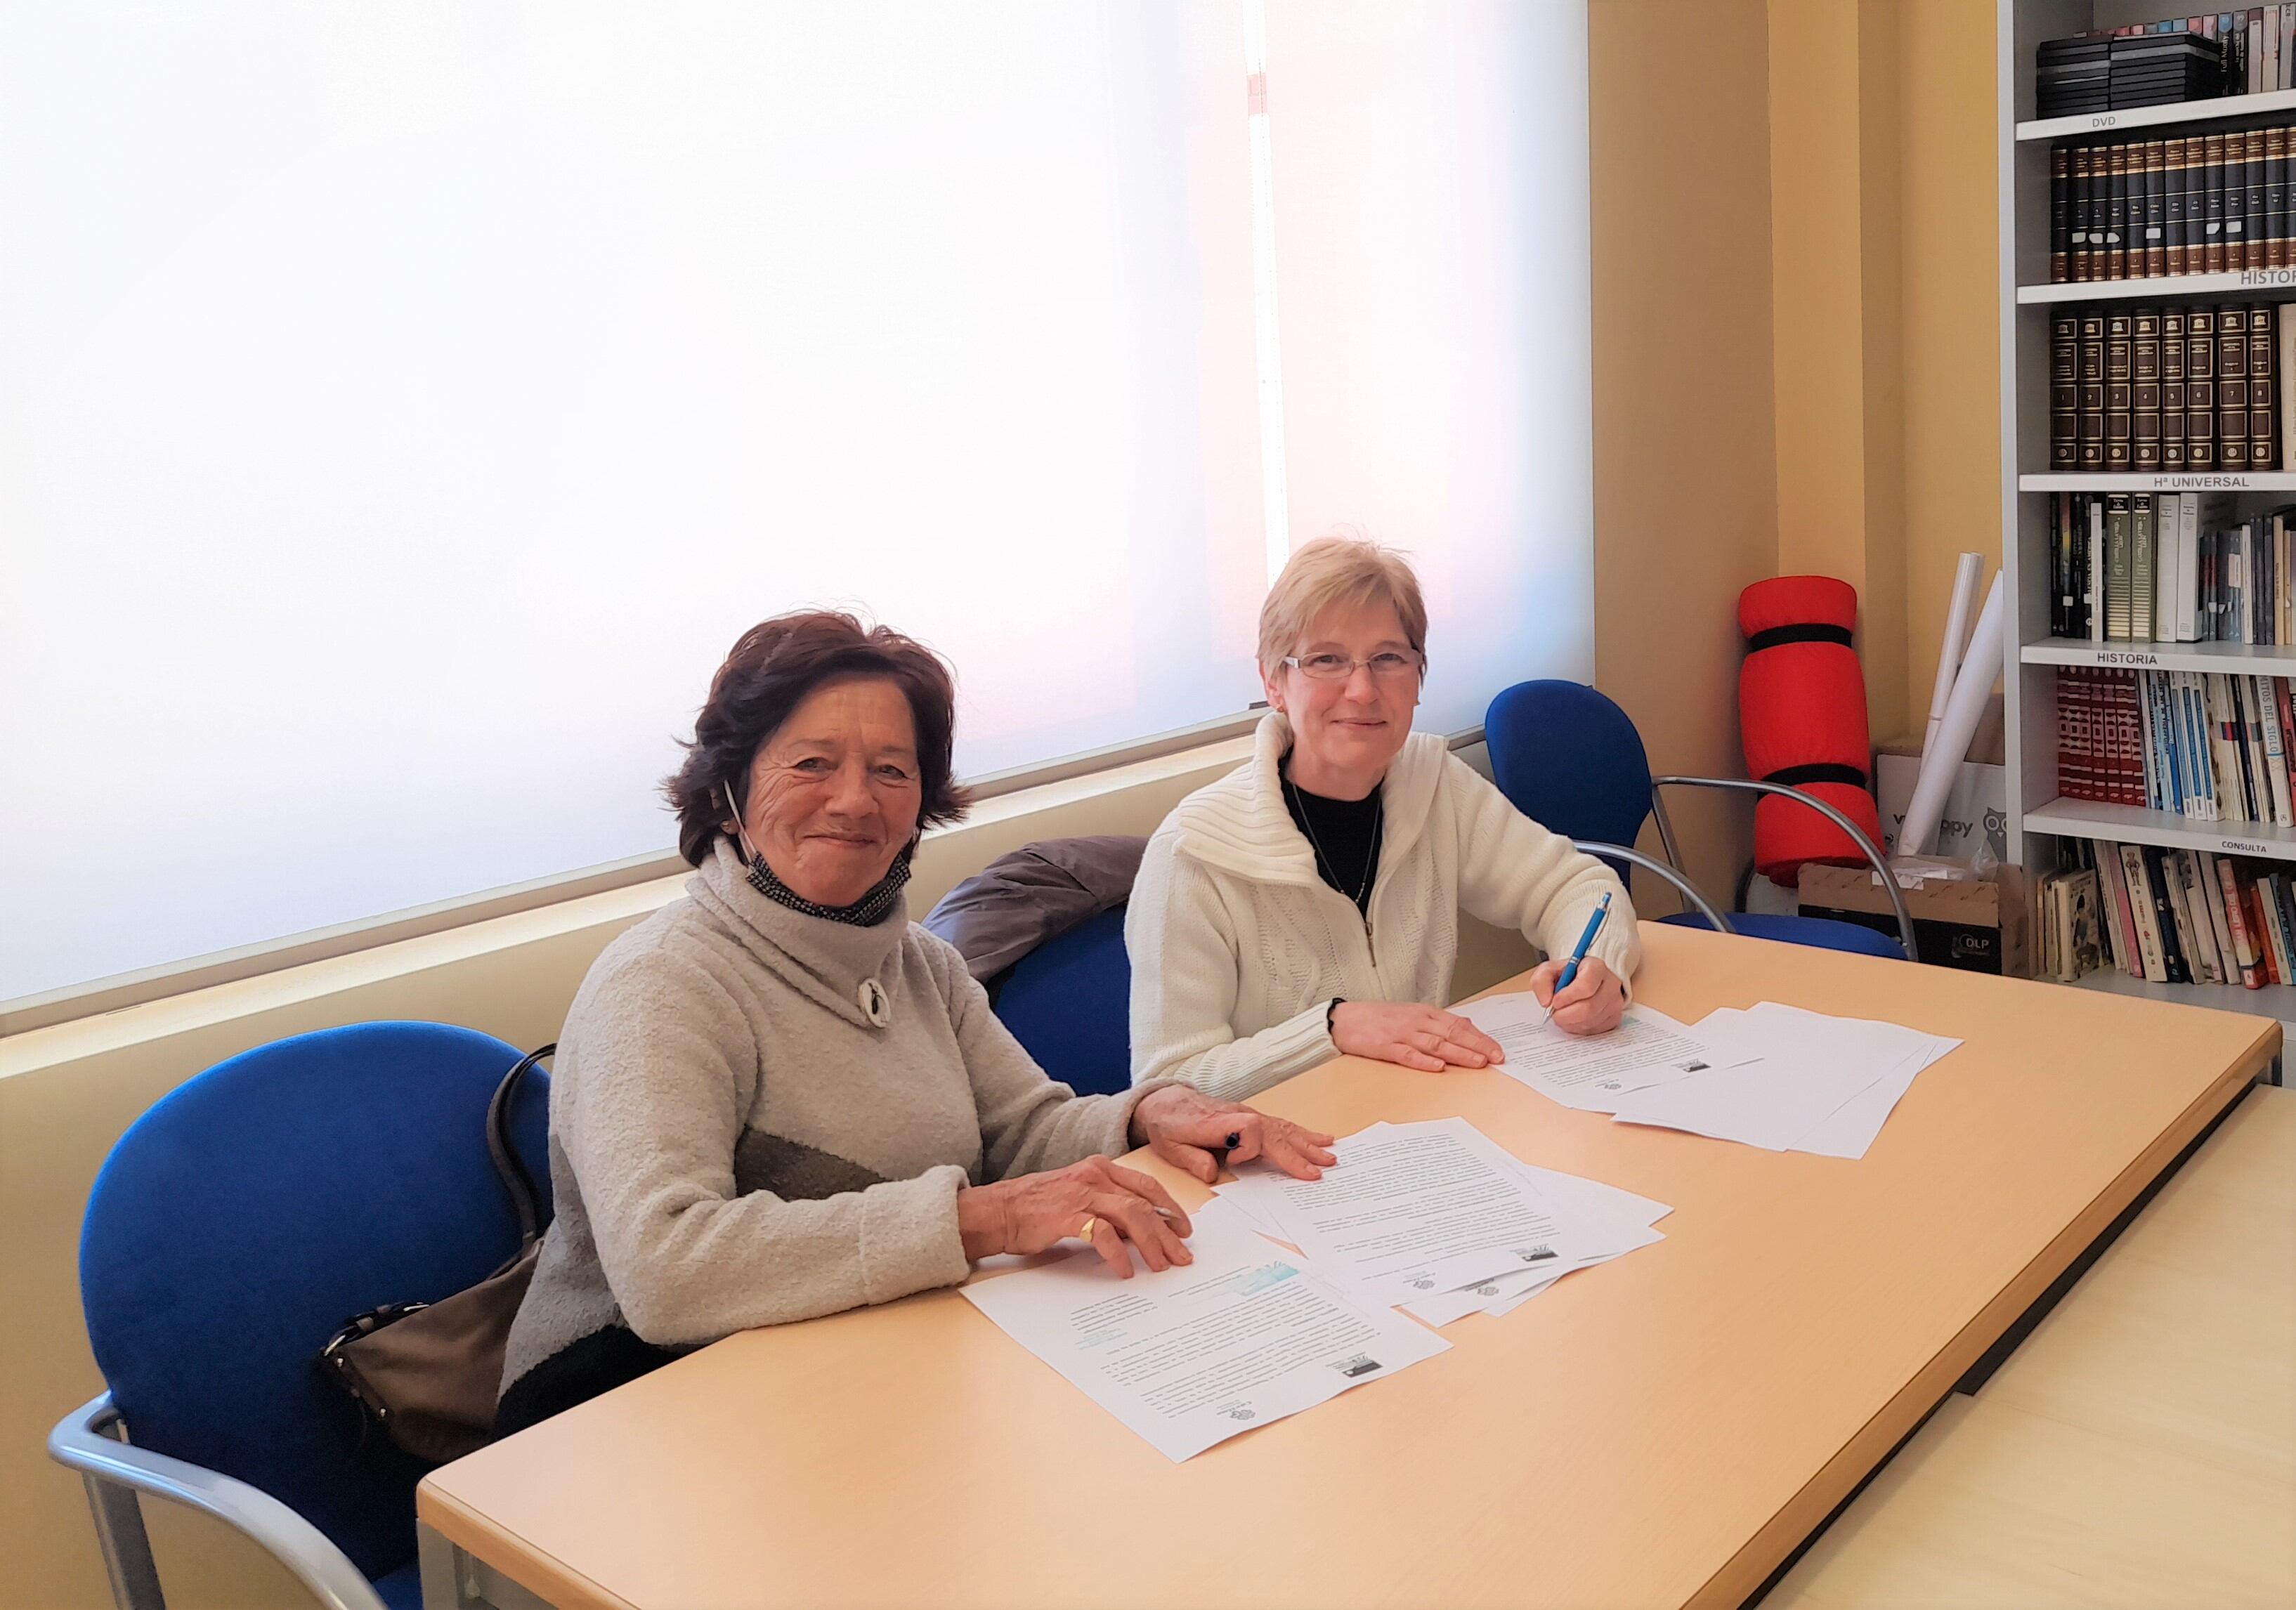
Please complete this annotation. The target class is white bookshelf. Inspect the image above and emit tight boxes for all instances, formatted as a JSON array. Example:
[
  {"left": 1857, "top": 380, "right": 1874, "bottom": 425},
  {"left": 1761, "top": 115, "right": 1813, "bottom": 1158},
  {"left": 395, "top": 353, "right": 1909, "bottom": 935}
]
[
  {"left": 2018, "top": 471, "right": 2296, "bottom": 488},
  {"left": 2021, "top": 636, "right": 2296, "bottom": 671},
  {"left": 2016, "top": 82, "right": 2296, "bottom": 141},
  {"left": 2000, "top": 1, "right": 2296, "bottom": 1027},
  {"left": 2017, "top": 265, "right": 2296, "bottom": 300}
]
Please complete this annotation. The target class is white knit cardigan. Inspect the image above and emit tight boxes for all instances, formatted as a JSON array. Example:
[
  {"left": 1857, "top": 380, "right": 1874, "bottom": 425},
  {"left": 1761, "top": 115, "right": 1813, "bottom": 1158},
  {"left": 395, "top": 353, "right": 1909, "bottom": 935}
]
[{"left": 1126, "top": 712, "right": 1643, "bottom": 1101}]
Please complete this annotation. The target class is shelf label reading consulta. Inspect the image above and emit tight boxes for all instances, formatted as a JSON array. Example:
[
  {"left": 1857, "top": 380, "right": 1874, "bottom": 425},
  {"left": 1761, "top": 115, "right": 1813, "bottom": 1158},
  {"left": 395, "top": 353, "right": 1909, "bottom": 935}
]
[
  {"left": 2089, "top": 648, "right": 2161, "bottom": 666},
  {"left": 2241, "top": 268, "right": 2296, "bottom": 287},
  {"left": 2221, "top": 839, "right": 2271, "bottom": 855},
  {"left": 2152, "top": 473, "right": 2254, "bottom": 490}
]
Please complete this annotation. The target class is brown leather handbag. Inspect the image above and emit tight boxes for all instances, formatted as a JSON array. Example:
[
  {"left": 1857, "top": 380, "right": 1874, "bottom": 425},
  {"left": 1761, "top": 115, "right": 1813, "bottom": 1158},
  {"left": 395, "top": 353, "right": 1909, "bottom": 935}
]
[{"left": 317, "top": 1045, "right": 551, "bottom": 1464}]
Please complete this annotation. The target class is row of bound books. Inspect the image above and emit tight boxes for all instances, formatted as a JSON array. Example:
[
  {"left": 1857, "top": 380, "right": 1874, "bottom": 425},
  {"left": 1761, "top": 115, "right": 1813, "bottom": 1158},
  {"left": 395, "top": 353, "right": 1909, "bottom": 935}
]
[
  {"left": 2048, "top": 491, "right": 2296, "bottom": 643},
  {"left": 2049, "top": 126, "right": 2296, "bottom": 281},
  {"left": 2057, "top": 666, "right": 2296, "bottom": 825},
  {"left": 2048, "top": 303, "right": 2286, "bottom": 469},
  {"left": 2044, "top": 838, "right": 2295, "bottom": 990}
]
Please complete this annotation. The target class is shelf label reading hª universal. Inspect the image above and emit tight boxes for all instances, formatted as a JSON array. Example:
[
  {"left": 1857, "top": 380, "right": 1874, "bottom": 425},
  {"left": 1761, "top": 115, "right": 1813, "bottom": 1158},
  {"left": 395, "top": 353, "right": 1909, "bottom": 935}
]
[{"left": 2153, "top": 474, "right": 2255, "bottom": 490}]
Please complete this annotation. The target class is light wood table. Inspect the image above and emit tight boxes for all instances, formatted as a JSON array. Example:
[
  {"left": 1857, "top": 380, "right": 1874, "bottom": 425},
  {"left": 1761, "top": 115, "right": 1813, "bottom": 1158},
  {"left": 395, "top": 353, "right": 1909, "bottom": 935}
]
[
  {"left": 1766, "top": 1082, "right": 2296, "bottom": 1609},
  {"left": 416, "top": 924, "right": 2277, "bottom": 1610}
]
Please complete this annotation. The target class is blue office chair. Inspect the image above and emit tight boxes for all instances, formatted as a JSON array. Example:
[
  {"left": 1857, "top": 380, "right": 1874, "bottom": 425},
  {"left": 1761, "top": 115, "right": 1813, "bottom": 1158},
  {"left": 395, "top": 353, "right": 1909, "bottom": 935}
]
[
  {"left": 1484, "top": 680, "right": 1917, "bottom": 960},
  {"left": 991, "top": 905, "right": 1135, "bottom": 1097},
  {"left": 48, "top": 1022, "right": 552, "bottom": 1610}
]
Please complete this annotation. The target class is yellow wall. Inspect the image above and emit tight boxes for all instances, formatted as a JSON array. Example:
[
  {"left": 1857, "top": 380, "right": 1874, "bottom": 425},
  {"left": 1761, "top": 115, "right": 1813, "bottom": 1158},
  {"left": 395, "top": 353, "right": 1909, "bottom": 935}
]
[
  {"left": 2, "top": 6, "right": 2009, "bottom": 1604},
  {"left": 1591, "top": 0, "right": 1778, "bottom": 905}
]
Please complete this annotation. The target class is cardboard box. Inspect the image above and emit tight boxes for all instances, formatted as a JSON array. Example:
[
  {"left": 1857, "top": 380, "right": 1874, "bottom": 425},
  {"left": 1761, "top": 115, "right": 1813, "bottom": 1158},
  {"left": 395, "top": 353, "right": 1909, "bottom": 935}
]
[
  {"left": 1796, "top": 863, "right": 2028, "bottom": 976},
  {"left": 1874, "top": 714, "right": 2009, "bottom": 867}
]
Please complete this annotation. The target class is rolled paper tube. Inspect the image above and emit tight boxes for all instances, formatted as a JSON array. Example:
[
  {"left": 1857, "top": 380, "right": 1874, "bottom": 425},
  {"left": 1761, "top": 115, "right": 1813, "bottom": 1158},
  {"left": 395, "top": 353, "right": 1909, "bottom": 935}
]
[
  {"left": 1922, "top": 553, "right": 1985, "bottom": 761},
  {"left": 1900, "top": 572, "right": 2005, "bottom": 858}
]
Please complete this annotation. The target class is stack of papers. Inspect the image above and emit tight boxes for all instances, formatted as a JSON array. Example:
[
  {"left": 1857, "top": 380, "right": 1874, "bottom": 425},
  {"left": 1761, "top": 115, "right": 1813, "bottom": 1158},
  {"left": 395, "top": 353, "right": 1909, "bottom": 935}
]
[
  {"left": 1212, "top": 1118, "right": 1670, "bottom": 1326},
  {"left": 960, "top": 1117, "right": 1670, "bottom": 1460},
  {"left": 1610, "top": 1003, "right": 1960, "bottom": 1159},
  {"left": 1454, "top": 990, "right": 1962, "bottom": 1161},
  {"left": 961, "top": 1213, "right": 1448, "bottom": 1462}
]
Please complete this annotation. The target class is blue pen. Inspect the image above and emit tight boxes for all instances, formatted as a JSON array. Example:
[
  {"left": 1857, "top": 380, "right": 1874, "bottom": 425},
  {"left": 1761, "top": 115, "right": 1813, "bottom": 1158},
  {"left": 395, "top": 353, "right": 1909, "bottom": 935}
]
[{"left": 1544, "top": 891, "right": 1613, "bottom": 1023}]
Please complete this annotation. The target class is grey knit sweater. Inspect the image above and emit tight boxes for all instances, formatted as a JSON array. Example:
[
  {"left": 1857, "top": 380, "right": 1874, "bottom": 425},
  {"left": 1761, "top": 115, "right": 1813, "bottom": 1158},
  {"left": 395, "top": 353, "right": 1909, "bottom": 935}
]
[{"left": 500, "top": 839, "right": 1168, "bottom": 1399}]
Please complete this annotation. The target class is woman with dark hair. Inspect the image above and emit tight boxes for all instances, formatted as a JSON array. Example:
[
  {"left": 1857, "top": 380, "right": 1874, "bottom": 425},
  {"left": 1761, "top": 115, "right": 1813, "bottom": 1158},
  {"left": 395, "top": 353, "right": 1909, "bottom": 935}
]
[{"left": 497, "top": 610, "right": 1333, "bottom": 1433}]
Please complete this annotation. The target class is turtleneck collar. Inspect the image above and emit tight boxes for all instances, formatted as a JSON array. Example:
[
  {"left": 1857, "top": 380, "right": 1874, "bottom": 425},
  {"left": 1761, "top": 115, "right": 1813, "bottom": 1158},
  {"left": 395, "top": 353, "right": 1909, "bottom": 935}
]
[
  {"left": 689, "top": 838, "right": 911, "bottom": 1029},
  {"left": 743, "top": 839, "right": 913, "bottom": 927}
]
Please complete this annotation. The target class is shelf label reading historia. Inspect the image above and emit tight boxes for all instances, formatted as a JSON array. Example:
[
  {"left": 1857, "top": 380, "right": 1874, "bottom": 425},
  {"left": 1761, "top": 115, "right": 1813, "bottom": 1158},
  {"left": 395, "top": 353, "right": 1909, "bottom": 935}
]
[
  {"left": 2088, "top": 649, "right": 2161, "bottom": 666},
  {"left": 2241, "top": 268, "right": 2296, "bottom": 288}
]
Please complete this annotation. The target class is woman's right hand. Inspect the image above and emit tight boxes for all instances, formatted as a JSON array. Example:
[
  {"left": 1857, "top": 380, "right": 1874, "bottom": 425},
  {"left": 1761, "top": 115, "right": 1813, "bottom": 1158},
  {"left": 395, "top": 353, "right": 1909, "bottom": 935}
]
[
  {"left": 956, "top": 1156, "right": 1194, "bottom": 1277},
  {"left": 1331, "top": 1000, "right": 1505, "bottom": 1073}
]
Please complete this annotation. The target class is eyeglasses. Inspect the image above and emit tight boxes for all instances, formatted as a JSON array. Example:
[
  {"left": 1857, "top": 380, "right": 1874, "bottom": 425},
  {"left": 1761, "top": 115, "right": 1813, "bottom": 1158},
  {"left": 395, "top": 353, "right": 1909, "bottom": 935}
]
[{"left": 1281, "top": 650, "right": 1423, "bottom": 683}]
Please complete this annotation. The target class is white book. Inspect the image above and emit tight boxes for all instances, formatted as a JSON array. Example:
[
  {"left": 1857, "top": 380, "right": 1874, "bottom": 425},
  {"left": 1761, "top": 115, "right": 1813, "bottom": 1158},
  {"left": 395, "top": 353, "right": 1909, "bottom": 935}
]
[
  {"left": 2252, "top": 14, "right": 2266, "bottom": 93},
  {"left": 2281, "top": 306, "right": 2296, "bottom": 474},
  {"left": 2271, "top": 6, "right": 2283, "bottom": 94},
  {"left": 2164, "top": 851, "right": 2214, "bottom": 986},
  {"left": 2207, "top": 674, "right": 2250, "bottom": 824},
  {"left": 2181, "top": 852, "right": 2227, "bottom": 983},
  {"left": 2198, "top": 851, "right": 2240, "bottom": 980},
  {"left": 2260, "top": 674, "right": 2295, "bottom": 827},
  {"left": 2177, "top": 494, "right": 2201, "bottom": 642},
  {"left": 2155, "top": 497, "right": 2179, "bottom": 642},
  {"left": 2089, "top": 500, "right": 2106, "bottom": 645}
]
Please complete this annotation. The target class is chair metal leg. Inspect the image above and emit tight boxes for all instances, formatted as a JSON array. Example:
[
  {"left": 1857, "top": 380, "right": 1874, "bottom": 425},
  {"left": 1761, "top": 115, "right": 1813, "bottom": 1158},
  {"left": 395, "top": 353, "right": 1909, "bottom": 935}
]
[
  {"left": 1647, "top": 787, "right": 1689, "bottom": 883},
  {"left": 82, "top": 1469, "right": 167, "bottom": 1610}
]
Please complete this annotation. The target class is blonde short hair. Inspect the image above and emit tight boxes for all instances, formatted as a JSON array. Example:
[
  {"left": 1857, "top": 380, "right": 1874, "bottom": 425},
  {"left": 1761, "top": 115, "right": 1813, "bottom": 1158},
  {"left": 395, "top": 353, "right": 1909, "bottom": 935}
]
[{"left": 1257, "top": 536, "right": 1429, "bottom": 679}]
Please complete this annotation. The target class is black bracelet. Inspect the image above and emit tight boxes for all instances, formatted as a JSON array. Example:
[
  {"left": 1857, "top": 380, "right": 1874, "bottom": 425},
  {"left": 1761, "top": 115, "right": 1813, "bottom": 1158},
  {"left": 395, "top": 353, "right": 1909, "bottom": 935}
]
[{"left": 1326, "top": 997, "right": 1345, "bottom": 1034}]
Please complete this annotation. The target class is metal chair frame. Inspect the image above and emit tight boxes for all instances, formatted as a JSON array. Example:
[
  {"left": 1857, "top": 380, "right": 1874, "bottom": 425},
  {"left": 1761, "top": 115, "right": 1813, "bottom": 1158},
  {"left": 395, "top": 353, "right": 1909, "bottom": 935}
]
[
  {"left": 49, "top": 1392, "right": 390, "bottom": 1610},
  {"left": 1643, "top": 775, "right": 1920, "bottom": 961}
]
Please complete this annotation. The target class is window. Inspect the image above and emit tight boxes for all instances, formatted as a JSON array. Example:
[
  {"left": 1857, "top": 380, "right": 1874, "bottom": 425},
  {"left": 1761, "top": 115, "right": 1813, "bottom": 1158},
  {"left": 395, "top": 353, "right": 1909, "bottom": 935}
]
[{"left": 0, "top": 1, "right": 1591, "bottom": 1006}]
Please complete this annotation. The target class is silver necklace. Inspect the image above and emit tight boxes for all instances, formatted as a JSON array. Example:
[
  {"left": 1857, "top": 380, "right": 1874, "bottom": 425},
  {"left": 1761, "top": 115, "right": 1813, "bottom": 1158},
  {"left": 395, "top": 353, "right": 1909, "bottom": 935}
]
[{"left": 1285, "top": 774, "right": 1384, "bottom": 909}]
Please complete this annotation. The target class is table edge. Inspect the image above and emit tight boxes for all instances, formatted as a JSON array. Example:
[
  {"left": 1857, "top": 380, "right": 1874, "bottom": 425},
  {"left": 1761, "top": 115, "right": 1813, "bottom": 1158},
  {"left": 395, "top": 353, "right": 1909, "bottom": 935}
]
[
  {"left": 1687, "top": 1019, "right": 2280, "bottom": 1609},
  {"left": 419, "top": 1477, "right": 634, "bottom": 1610}
]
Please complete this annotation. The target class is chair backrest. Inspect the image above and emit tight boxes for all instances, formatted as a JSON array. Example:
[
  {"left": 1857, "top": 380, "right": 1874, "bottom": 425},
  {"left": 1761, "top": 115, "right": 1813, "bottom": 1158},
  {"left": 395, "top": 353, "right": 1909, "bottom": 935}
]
[
  {"left": 991, "top": 905, "right": 1134, "bottom": 1097},
  {"left": 77, "top": 1021, "right": 551, "bottom": 1582},
  {"left": 1484, "top": 681, "right": 1656, "bottom": 873}
]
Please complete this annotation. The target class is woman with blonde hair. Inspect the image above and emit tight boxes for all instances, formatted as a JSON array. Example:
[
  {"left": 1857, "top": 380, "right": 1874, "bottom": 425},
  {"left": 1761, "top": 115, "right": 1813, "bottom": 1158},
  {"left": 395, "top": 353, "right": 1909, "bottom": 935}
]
[{"left": 1126, "top": 537, "right": 1641, "bottom": 1100}]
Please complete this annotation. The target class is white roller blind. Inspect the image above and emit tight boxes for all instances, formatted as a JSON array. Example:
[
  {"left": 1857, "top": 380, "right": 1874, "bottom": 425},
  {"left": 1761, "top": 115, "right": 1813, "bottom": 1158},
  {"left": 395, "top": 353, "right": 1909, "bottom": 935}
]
[{"left": 0, "top": 1, "right": 1591, "bottom": 1006}]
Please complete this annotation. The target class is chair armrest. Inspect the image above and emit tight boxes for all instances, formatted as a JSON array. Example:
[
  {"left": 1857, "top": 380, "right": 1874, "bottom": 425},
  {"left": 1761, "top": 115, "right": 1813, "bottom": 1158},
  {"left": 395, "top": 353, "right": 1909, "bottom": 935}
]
[
  {"left": 1576, "top": 842, "right": 1737, "bottom": 937},
  {"left": 1648, "top": 776, "right": 1918, "bottom": 960},
  {"left": 49, "top": 1394, "right": 389, "bottom": 1610}
]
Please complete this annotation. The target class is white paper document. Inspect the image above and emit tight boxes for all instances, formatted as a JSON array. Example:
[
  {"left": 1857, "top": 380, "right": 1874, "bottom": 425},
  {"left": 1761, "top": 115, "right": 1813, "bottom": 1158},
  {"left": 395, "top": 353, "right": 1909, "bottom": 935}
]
[
  {"left": 1452, "top": 995, "right": 1746, "bottom": 1111},
  {"left": 1215, "top": 1118, "right": 1596, "bottom": 1304},
  {"left": 960, "top": 1215, "right": 1447, "bottom": 1462},
  {"left": 1395, "top": 1151, "right": 1674, "bottom": 1326},
  {"left": 1606, "top": 1002, "right": 1960, "bottom": 1159}
]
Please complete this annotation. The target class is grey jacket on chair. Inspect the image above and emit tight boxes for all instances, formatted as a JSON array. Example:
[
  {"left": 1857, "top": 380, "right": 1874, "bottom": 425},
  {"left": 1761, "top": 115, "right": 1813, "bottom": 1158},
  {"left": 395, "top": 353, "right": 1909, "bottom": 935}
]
[{"left": 922, "top": 835, "right": 1147, "bottom": 983}]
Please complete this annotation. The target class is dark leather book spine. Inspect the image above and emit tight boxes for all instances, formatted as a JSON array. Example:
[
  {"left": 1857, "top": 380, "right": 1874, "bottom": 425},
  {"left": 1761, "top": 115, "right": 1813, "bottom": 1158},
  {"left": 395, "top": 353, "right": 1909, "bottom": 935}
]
[
  {"left": 2167, "top": 138, "right": 2191, "bottom": 275},
  {"left": 2050, "top": 492, "right": 2069, "bottom": 638},
  {"left": 2110, "top": 143, "right": 2130, "bottom": 280},
  {"left": 2228, "top": 129, "right": 2250, "bottom": 270},
  {"left": 2206, "top": 131, "right": 2228, "bottom": 273},
  {"left": 2221, "top": 302, "right": 2252, "bottom": 470},
  {"left": 2245, "top": 127, "right": 2266, "bottom": 270},
  {"left": 2051, "top": 145, "right": 2070, "bottom": 282},
  {"left": 2271, "top": 126, "right": 2291, "bottom": 269},
  {"left": 2189, "top": 306, "right": 2218, "bottom": 469},
  {"left": 2135, "top": 306, "right": 2163, "bottom": 469},
  {"left": 2251, "top": 303, "right": 2278, "bottom": 469},
  {"left": 2107, "top": 310, "right": 2135, "bottom": 468},
  {"left": 2052, "top": 312, "right": 2082, "bottom": 470},
  {"left": 2164, "top": 306, "right": 2190, "bottom": 469},
  {"left": 2146, "top": 138, "right": 2168, "bottom": 277},
  {"left": 2074, "top": 146, "right": 2094, "bottom": 282}
]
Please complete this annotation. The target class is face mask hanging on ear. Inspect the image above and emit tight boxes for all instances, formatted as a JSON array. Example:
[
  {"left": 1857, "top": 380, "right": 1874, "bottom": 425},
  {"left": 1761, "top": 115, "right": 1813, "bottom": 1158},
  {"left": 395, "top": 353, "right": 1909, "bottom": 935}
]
[{"left": 721, "top": 778, "right": 914, "bottom": 926}]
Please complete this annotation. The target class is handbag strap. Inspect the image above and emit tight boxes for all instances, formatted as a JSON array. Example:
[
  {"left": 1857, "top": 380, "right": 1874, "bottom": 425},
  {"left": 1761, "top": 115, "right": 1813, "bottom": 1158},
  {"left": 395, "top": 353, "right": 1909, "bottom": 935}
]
[{"left": 485, "top": 1044, "right": 554, "bottom": 1248}]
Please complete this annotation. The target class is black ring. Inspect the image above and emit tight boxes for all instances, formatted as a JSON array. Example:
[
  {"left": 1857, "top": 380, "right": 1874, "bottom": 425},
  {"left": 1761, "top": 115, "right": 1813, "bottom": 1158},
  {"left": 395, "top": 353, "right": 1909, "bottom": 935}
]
[{"left": 1224, "top": 1130, "right": 1243, "bottom": 1150}]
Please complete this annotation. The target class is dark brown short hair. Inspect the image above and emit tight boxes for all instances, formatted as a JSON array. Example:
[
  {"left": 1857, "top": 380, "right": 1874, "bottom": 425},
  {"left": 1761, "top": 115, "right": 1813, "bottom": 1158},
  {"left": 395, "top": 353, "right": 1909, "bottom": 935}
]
[{"left": 663, "top": 611, "right": 972, "bottom": 867}]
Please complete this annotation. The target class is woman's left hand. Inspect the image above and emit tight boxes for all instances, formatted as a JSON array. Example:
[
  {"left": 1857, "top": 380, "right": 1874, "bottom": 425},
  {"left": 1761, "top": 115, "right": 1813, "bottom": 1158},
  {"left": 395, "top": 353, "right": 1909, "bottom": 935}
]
[
  {"left": 1527, "top": 955, "right": 1628, "bottom": 1036},
  {"left": 1128, "top": 1087, "right": 1336, "bottom": 1184}
]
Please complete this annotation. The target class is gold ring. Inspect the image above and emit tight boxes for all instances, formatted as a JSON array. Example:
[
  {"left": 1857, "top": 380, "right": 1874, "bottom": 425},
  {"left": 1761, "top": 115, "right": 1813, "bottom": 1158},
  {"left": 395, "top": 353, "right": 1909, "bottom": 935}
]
[{"left": 1078, "top": 1216, "right": 1098, "bottom": 1241}]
